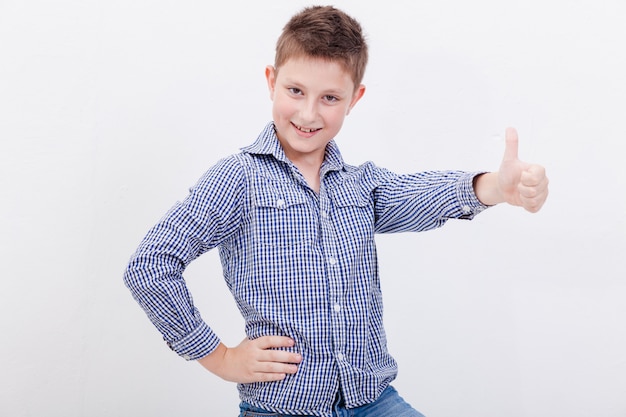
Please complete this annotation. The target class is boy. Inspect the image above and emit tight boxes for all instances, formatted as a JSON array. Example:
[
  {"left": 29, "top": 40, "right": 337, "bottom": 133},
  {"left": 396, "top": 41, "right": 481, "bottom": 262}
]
[{"left": 124, "top": 5, "right": 548, "bottom": 417}]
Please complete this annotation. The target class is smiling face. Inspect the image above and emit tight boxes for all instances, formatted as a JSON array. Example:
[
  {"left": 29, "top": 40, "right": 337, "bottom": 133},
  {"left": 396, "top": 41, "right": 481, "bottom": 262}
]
[{"left": 266, "top": 57, "right": 365, "bottom": 166}]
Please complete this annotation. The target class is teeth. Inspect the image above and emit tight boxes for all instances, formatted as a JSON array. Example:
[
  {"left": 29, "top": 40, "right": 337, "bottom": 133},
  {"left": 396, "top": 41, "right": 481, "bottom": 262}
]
[{"left": 296, "top": 124, "right": 319, "bottom": 133}]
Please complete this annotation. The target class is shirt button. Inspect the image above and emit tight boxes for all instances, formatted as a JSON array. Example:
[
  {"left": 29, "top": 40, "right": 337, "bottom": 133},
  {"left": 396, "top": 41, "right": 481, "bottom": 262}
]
[
  {"left": 462, "top": 205, "right": 471, "bottom": 214},
  {"left": 182, "top": 354, "right": 191, "bottom": 361},
  {"left": 328, "top": 257, "right": 337, "bottom": 265},
  {"left": 321, "top": 211, "right": 328, "bottom": 218},
  {"left": 333, "top": 304, "right": 341, "bottom": 312},
  {"left": 336, "top": 352, "right": 344, "bottom": 361},
  {"left": 276, "top": 199, "right": 285, "bottom": 208}
]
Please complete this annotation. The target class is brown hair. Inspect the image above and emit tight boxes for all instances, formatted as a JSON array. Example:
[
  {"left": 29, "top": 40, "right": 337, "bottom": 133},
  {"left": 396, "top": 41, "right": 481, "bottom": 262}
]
[{"left": 274, "top": 5, "right": 368, "bottom": 88}]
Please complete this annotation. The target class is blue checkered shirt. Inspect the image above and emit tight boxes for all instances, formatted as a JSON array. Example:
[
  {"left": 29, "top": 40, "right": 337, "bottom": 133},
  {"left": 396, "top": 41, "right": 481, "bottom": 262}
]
[{"left": 124, "top": 122, "right": 487, "bottom": 416}]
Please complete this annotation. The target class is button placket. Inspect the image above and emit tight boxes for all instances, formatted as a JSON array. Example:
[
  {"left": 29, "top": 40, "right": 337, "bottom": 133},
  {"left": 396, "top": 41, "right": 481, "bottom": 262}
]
[{"left": 318, "top": 188, "right": 346, "bottom": 369}]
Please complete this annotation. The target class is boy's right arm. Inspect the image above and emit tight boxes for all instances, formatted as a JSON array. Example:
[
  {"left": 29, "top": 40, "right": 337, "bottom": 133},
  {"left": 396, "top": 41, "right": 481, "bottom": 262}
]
[
  {"left": 198, "top": 337, "right": 302, "bottom": 383},
  {"left": 124, "top": 158, "right": 302, "bottom": 383}
]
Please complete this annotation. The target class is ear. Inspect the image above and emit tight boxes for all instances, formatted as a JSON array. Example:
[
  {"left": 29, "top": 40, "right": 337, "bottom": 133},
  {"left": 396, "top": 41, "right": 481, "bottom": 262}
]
[
  {"left": 265, "top": 65, "right": 277, "bottom": 100},
  {"left": 346, "top": 84, "right": 366, "bottom": 115}
]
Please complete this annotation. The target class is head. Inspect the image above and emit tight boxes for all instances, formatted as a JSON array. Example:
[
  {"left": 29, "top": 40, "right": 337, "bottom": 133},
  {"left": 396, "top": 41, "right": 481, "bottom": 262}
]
[
  {"left": 266, "top": 6, "right": 368, "bottom": 165},
  {"left": 274, "top": 5, "right": 368, "bottom": 89}
]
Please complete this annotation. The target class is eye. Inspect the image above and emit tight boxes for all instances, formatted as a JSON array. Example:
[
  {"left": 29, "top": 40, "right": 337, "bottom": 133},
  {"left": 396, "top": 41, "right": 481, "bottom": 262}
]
[
  {"left": 323, "top": 95, "right": 339, "bottom": 103},
  {"left": 288, "top": 87, "right": 303, "bottom": 95}
]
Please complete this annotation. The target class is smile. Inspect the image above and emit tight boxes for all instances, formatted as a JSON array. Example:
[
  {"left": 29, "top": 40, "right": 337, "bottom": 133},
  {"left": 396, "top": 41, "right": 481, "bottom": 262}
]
[{"left": 293, "top": 123, "right": 322, "bottom": 133}]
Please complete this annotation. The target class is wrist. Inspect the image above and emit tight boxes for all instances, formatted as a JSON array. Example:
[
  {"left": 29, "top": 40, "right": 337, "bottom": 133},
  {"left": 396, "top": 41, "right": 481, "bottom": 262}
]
[
  {"left": 473, "top": 172, "right": 504, "bottom": 206},
  {"left": 197, "top": 343, "right": 228, "bottom": 376}
]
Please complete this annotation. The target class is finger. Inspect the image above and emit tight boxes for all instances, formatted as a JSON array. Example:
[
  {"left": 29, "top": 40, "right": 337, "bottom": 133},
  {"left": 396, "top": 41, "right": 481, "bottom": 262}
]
[
  {"left": 520, "top": 165, "right": 547, "bottom": 187},
  {"left": 257, "top": 361, "right": 299, "bottom": 375},
  {"left": 261, "top": 349, "right": 302, "bottom": 364},
  {"left": 254, "top": 335, "right": 296, "bottom": 350},
  {"left": 518, "top": 176, "right": 548, "bottom": 199},
  {"left": 520, "top": 194, "right": 547, "bottom": 213},
  {"left": 518, "top": 183, "right": 548, "bottom": 213},
  {"left": 503, "top": 127, "right": 519, "bottom": 162}
]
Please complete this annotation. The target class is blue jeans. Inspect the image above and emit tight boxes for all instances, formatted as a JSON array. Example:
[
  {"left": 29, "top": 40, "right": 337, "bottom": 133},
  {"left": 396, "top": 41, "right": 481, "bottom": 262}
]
[{"left": 239, "top": 385, "right": 425, "bottom": 417}]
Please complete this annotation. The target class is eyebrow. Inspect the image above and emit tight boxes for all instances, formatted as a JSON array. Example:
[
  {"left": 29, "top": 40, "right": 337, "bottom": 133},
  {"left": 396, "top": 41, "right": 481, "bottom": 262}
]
[{"left": 283, "top": 78, "right": 348, "bottom": 97}]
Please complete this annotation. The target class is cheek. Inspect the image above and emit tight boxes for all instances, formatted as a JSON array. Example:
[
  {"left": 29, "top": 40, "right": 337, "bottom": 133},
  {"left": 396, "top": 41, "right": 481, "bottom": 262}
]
[
  {"left": 273, "top": 97, "right": 294, "bottom": 119},
  {"left": 324, "top": 108, "right": 348, "bottom": 127}
]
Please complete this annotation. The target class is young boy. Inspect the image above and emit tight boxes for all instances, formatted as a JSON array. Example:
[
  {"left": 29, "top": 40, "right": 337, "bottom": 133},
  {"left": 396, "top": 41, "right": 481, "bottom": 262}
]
[{"left": 124, "top": 5, "right": 548, "bottom": 417}]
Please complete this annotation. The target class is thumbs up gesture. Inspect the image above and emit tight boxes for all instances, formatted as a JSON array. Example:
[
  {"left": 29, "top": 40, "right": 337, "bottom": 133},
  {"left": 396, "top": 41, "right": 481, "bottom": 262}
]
[{"left": 474, "top": 128, "right": 549, "bottom": 212}]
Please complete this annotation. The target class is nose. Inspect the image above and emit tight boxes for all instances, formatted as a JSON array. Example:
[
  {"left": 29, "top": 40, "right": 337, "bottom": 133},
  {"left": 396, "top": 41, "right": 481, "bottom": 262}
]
[{"left": 299, "top": 97, "right": 318, "bottom": 124}]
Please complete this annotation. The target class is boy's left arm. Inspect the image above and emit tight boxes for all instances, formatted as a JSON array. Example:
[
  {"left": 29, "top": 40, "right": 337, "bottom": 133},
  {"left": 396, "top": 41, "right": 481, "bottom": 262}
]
[{"left": 474, "top": 127, "right": 549, "bottom": 212}]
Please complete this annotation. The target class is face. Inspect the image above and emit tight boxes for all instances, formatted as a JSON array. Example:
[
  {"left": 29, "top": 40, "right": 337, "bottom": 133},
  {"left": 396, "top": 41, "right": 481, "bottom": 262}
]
[{"left": 265, "top": 57, "right": 365, "bottom": 165}]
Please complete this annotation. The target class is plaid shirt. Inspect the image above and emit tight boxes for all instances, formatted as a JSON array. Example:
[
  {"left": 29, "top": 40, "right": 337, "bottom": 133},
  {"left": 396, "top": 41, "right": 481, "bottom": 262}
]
[{"left": 124, "top": 122, "right": 487, "bottom": 416}]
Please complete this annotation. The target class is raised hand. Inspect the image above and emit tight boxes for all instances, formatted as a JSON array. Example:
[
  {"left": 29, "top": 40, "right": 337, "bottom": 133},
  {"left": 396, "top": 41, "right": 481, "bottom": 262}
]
[
  {"left": 198, "top": 336, "right": 302, "bottom": 383},
  {"left": 473, "top": 127, "right": 548, "bottom": 211},
  {"left": 497, "top": 127, "right": 549, "bottom": 213}
]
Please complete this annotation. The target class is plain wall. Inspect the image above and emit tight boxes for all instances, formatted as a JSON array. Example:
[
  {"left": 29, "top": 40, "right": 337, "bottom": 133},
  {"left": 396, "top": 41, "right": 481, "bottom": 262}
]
[{"left": 1, "top": 0, "right": 625, "bottom": 416}]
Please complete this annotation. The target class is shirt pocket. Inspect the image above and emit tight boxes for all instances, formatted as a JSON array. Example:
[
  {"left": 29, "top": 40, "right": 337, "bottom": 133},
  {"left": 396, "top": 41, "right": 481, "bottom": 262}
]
[
  {"left": 251, "top": 180, "right": 314, "bottom": 248},
  {"left": 330, "top": 183, "right": 375, "bottom": 244}
]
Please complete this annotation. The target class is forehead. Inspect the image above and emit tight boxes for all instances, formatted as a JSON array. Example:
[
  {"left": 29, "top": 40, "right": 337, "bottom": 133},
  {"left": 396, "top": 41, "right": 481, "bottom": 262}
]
[{"left": 277, "top": 56, "right": 355, "bottom": 91}]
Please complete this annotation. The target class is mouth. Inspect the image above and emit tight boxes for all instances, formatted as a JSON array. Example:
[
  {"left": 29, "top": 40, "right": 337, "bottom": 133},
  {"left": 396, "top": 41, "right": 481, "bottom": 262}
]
[{"left": 292, "top": 123, "right": 322, "bottom": 134}]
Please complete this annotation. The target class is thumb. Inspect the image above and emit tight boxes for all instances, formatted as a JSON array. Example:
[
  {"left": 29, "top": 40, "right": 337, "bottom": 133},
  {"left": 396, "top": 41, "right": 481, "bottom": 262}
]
[{"left": 503, "top": 127, "right": 519, "bottom": 162}]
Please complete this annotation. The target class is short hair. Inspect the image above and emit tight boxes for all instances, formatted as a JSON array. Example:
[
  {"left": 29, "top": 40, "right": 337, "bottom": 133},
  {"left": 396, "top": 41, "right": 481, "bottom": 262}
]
[{"left": 274, "top": 5, "right": 369, "bottom": 88}]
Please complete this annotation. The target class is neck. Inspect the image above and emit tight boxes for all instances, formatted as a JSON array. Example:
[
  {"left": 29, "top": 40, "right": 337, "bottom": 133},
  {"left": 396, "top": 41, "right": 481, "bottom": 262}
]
[{"left": 291, "top": 158, "right": 321, "bottom": 193}]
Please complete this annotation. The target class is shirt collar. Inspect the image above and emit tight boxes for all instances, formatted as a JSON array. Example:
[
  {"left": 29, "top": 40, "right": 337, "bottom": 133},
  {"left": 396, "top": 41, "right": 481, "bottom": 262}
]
[{"left": 241, "top": 122, "right": 345, "bottom": 172}]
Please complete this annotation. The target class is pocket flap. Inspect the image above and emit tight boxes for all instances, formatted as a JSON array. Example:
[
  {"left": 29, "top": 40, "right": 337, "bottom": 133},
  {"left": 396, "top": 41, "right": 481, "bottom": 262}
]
[{"left": 253, "top": 179, "right": 306, "bottom": 209}]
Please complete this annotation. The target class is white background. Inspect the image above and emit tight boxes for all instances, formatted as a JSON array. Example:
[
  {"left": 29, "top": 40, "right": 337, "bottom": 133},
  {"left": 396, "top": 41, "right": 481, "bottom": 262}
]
[{"left": 1, "top": 0, "right": 625, "bottom": 416}]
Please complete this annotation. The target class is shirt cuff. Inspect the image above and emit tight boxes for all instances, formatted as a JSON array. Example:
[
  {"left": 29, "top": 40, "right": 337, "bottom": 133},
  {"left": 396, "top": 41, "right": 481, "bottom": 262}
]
[
  {"left": 456, "top": 172, "right": 489, "bottom": 219},
  {"left": 166, "top": 321, "right": 221, "bottom": 361}
]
